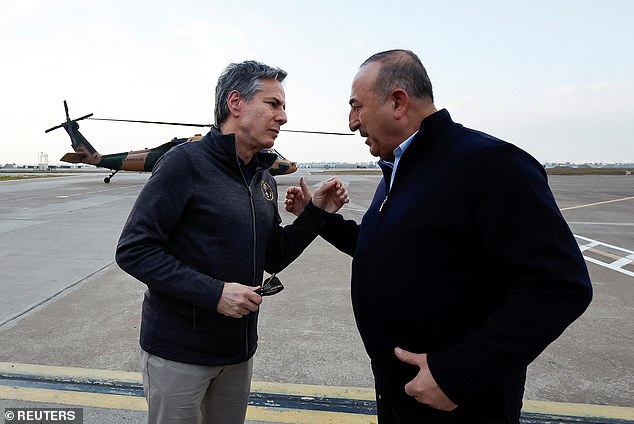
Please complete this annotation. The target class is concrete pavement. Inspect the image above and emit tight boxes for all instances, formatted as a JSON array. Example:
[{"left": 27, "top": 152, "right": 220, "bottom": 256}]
[{"left": 0, "top": 170, "right": 632, "bottom": 423}]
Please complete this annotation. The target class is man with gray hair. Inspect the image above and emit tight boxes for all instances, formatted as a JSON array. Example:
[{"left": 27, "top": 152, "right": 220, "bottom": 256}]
[{"left": 116, "top": 60, "right": 348, "bottom": 423}]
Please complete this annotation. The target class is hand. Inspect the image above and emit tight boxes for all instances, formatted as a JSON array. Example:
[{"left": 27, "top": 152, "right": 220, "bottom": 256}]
[
  {"left": 394, "top": 347, "right": 457, "bottom": 411},
  {"left": 285, "top": 177, "right": 312, "bottom": 216},
  {"left": 216, "top": 282, "right": 262, "bottom": 319},
  {"left": 312, "top": 178, "right": 349, "bottom": 213}
]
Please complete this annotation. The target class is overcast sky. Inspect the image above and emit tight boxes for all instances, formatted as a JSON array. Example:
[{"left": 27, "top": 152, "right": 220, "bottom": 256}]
[{"left": 1, "top": 0, "right": 633, "bottom": 165}]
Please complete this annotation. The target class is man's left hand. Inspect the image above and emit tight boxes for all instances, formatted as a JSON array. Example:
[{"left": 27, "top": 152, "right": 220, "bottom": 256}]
[
  {"left": 285, "top": 177, "right": 312, "bottom": 216},
  {"left": 394, "top": 347, "right": 458, "bottom": 411}
]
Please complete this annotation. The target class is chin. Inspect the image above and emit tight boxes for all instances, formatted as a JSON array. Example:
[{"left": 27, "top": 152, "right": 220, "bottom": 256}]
[{"left": 261, "top": 141, "right": 275, "bottom": 150}]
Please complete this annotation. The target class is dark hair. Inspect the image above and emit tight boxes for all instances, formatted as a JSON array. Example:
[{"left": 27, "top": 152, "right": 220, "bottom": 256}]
[
  {"left": 214, "top": 60, "right": 287, "bottom": 126},
  {"left": 361, "top": 49, "right": 434, "bottom": 102}
]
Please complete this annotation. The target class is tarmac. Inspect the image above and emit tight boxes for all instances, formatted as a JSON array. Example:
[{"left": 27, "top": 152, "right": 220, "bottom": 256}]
[{"left": 0, "top": 169, "right": 632, "bottom": 423}]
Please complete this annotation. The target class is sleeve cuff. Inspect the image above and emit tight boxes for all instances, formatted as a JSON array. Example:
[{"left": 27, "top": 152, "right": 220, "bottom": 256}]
[{"left": 303, "top": 200, "right": 331, "bottom": 226}]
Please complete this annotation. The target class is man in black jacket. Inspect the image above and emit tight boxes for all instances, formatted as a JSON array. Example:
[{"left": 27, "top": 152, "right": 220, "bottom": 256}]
[
  {"left": 285, "top": 50, "right": 592, "bottom": 423},
  {"left": 116, "top": 60, "right": 348, "bottom": 424}
]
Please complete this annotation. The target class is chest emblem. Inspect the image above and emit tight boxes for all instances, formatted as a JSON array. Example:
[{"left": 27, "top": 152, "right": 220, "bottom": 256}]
[{"left": 260, "top": 180, "right": 275, "bottom": 201}]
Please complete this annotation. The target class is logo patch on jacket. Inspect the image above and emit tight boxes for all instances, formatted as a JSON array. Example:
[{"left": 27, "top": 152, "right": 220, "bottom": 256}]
[{"left": 260, "top": 180, "right": 275, "bottom": 201}]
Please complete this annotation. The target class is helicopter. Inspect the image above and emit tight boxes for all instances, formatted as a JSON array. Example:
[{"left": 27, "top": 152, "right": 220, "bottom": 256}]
[{"left": 46, "top": 101, "right": 350, "bottom": 183}]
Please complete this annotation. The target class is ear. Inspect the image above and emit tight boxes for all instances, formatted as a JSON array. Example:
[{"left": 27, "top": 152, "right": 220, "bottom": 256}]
[
  {"left": 227, "top": 90, "right": 242, "bottom": 118},
  {"left": 391, "top": 89, "right": 408, "bottom": 120}
]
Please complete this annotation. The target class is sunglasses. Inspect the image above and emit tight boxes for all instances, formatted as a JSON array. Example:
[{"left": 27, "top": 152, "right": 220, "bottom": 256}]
[{"left": 256, "top": 273, "right": 284, "bottom": 296}]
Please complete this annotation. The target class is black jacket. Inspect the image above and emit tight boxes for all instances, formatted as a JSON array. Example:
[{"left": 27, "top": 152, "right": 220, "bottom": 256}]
[
  {"left": 321, "top": 110, "right": 592, "bottom": 423},
  {"left": 116, "top": 128, "right": 328, "bottom": 365}
]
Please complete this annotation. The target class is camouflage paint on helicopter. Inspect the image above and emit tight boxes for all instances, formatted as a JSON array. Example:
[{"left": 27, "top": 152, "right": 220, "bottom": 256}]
[{"left": 46, "top": 101, "right": 297, "bottom": 183}]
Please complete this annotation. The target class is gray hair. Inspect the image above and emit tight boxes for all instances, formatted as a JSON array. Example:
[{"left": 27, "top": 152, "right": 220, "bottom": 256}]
[
  {"left": 361, "top": 49, "right": 434, "bottom": 102},
  {"left": 214, "top": 60, "right": 287, "bottom": 126}
]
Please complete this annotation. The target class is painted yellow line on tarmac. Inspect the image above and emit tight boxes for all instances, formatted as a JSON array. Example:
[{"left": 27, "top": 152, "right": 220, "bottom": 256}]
[
  {"left": 523, "top": 399, "right": 634, "bottom": 420},
  {"left": 0, "top": 386, "right": 377, "bottom": 424},
  {"left": 3, "top": 385, "right": 633, "bottom": 423},
  {"left": 561, "top": 195, "right": 634, "bottom": 211},
  {"left": 250, "top": 380, "right": 375, "bottom": 401},
  {"left": 1, "top": 362, "right": 633, "bottom": 422},
  {"left": 245, "top": 407, "right": 377, "bottom": 424},
  {"left": 0, "top": 385, "right": 146, "bottom": 411},
  {"left": 0, "top": 362, "right": 374, "bottom": 401},
  {"left": 0, "top": 362, "right": 140, "bottom": 384}
]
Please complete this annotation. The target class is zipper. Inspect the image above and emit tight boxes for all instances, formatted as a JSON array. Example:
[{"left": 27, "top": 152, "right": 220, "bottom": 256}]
[
  {"left": 238, "top": 161, "right": 257, "bottom": 360},
  {"left": 245, "top": 183, "right": 256, "bottom": 359},
  {"left": 379, "top": 195, "right": 388, "bottom": 212}
]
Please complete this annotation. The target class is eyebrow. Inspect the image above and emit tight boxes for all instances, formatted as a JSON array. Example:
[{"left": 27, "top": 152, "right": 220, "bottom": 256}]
[{"left": 264, "top": 96, "right": 285, "bottom": 107}]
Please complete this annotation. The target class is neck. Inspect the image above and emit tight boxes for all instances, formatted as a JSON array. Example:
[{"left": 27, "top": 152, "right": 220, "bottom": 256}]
[
  {"left": 416, "top": 102, "right": 438, "bottom": 124},
  {"left": 219, "top": 123, "right": 256, "bottom": 164},
  {"left": 235, "top": 144, "right": 255, "bottom": 164}
]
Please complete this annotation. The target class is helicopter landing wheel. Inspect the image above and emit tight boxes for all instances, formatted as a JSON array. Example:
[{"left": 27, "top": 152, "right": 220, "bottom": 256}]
[{"left": 104, "top": 170, "right": 118, "bottom": 183}]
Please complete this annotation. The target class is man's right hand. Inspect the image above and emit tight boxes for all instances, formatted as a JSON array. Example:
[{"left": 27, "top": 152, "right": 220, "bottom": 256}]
[
  {"left": 216, "top": 283, "right": 262, "bottom": 318},
  {"left": 313, "top": 177, "right": 349, "bottom": 213}
]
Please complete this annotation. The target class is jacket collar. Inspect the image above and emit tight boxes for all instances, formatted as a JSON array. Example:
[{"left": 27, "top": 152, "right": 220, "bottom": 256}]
[
  {"left": 416, "top": 108, "right": 453, "bottom": 140},
  {"left": 207, "top": 126, "right": 277, "bottom": 173}
]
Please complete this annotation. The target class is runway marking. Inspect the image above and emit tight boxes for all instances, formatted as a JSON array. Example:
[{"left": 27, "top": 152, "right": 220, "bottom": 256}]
[
  {"left": 575, "top": 235, "right": 634, "bottom": 277},
  {"left": 54, "top": 184, "right": 144, "bottom": 199},
  {"left": 568, "top": 221, "right": 634, "bottom": 226},
  {"left": 1, "top": 363, "right": 633, "bottom": 423},
  {"left": 561, "top": 196, "right": 634, "bottom": 211},
  {"left": 0, "top": 265, "right": 113, "bottom": 328},
  {"left": 276, "top": 198, "right": 634, "bottom": 278}
]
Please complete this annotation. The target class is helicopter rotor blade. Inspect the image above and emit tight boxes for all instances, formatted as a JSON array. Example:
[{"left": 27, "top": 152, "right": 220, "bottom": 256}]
[
  {"left": 88, "top": 117, "right": 353, "bottom": 135},
  {"left": 75, "top": 113, "right": 94, "bottom": 122},
  {"left": 279, "top": 129, "right": 353, "bottom": 136},
  {"left": 45, "top": 100, "right": 94, "bottom": 133},
  {"left": 45, "top": 124, "right": 62, "bottom": 133},
  {"left": 88, "top": 117, "right": 210, "bottom": 128}
]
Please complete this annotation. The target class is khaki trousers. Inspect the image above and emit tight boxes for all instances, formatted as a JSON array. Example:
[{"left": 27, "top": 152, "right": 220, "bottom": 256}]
[{"left": 141, "top": 350, "right": 253, "bottom": 424}]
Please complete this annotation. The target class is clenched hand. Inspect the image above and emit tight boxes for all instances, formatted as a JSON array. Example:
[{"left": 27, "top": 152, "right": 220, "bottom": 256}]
[
  {"left": 216, "top": 283, "right": 262, "bottom": 318},
  {"left": 285, "top": 177, "right": 348, "bottom": 216}
]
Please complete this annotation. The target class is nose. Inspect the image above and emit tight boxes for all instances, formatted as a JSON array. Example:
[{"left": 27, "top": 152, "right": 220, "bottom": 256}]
[
  {"left": 276, "top": 109, "right": 288, "bottom": 126},
  {"left": 349, "top": 108, "right": 360, "bottom": 132}
]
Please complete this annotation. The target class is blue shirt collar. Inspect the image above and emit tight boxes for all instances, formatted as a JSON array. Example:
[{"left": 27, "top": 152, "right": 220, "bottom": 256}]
[{"left": 380, "top": 131, "right": 418, "bottom": 192}]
